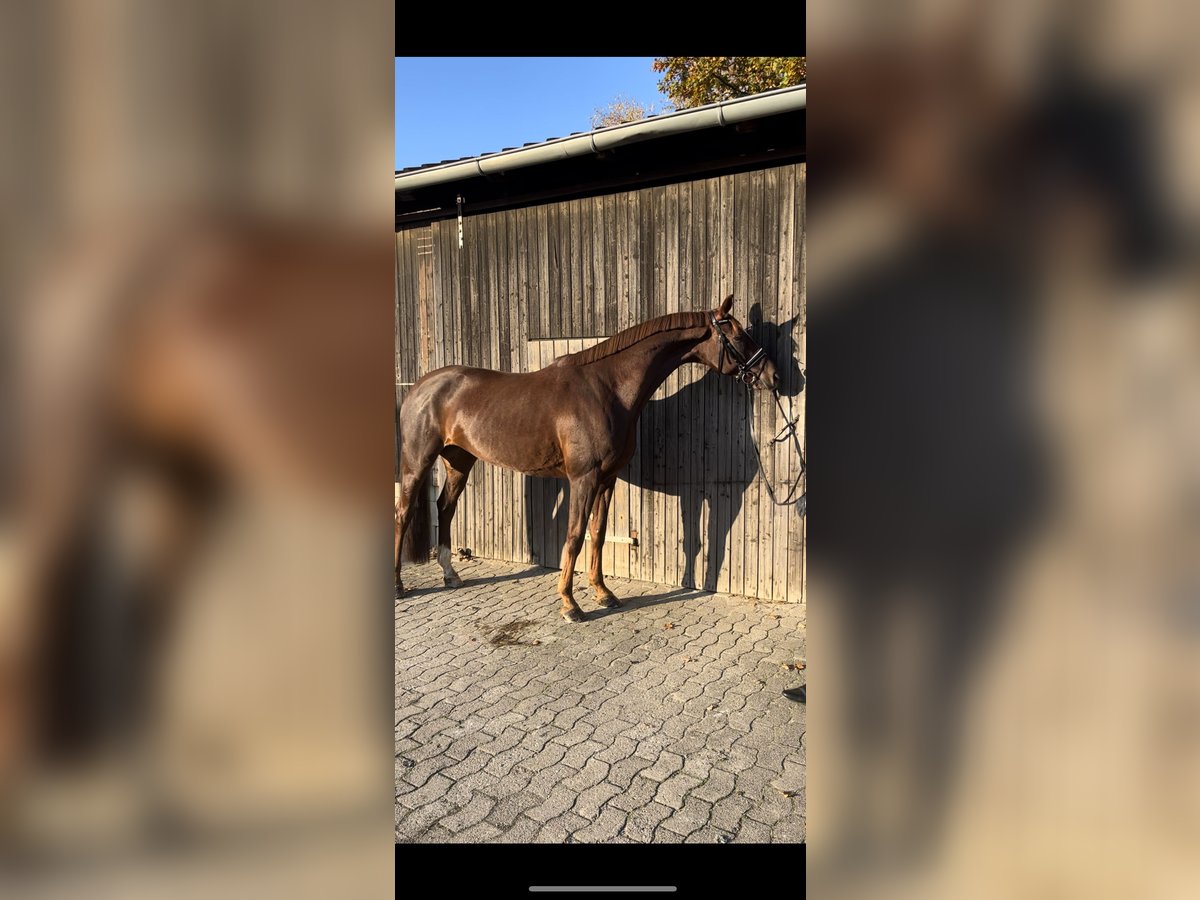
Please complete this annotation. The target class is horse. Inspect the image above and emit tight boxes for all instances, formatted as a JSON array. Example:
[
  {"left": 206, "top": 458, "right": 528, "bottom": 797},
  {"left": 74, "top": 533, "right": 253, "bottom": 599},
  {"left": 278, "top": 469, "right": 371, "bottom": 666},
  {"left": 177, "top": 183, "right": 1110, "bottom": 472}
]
[
  {"left": 394, "top": 294, "right": 780, "bottom": 622},
  {"left": 526, "top": 308, "right": 804, "bottom": 593}
]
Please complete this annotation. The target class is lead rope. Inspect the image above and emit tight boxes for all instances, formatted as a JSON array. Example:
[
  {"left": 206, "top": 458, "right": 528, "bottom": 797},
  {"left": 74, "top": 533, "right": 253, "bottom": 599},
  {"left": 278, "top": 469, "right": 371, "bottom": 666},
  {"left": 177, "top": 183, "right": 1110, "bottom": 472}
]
[{"left": 745, "top": 378, "right": 806, "bottom": 512}]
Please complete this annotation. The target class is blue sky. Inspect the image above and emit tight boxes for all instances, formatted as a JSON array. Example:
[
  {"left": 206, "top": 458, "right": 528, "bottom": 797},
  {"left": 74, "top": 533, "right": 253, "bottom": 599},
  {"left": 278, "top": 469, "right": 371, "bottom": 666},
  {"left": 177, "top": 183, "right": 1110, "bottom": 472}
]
[{"left": 395, "top": 57, "right": 663, "bottom": 171}]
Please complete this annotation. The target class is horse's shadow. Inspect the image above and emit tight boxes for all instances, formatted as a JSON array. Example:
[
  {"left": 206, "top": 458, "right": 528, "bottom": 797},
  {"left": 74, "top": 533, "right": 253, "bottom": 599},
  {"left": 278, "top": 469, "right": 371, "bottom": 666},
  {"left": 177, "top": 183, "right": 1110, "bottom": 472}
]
[{"left": 523, "top": 306, "right": 803, "bottom": 594}]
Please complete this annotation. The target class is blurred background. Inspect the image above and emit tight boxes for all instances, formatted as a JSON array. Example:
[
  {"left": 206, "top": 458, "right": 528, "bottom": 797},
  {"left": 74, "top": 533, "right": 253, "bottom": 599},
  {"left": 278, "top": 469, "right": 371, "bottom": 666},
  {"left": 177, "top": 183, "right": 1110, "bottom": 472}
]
[
  {"left": 809, "top": 0, "right": 1200, "bottom": 896},
  {"left": 0, "top": 2, "right": 394, "bottom": 897}
]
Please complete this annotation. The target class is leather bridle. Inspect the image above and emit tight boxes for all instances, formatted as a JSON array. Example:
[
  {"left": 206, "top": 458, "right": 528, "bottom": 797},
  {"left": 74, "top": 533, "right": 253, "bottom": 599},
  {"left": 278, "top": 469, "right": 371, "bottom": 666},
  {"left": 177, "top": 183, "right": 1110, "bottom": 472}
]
[
  {"left": 710, "top": 312, "right": 768, "bottom": 386},
  {"left": 710, "top": 311, "right": 806, "bottom": 510}
]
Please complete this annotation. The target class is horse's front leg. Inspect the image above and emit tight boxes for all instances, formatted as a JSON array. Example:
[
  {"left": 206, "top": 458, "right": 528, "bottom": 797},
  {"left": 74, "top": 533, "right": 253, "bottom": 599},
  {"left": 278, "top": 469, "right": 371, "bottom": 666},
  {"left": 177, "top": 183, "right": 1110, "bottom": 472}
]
[
  {"left": 558, "top": 472, "right": 600, "bottom": 623},
  {"left": 588, "top": 477, "right": 619, "bottom": 608}
]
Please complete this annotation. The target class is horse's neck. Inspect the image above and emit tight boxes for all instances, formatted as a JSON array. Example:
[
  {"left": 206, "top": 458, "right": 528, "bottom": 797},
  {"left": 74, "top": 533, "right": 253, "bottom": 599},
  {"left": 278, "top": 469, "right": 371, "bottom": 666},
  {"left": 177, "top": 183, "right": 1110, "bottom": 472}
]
[{"left": 603, "top": 330, "right": 704, "bottom": 413}]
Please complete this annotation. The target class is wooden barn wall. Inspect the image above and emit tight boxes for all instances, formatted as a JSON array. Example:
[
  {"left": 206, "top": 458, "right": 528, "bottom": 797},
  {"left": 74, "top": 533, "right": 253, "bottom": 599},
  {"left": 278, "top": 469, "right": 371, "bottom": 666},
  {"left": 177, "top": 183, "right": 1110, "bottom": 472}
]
[{"left": 395, "top": 162, "right": 806, "bottom": 602}]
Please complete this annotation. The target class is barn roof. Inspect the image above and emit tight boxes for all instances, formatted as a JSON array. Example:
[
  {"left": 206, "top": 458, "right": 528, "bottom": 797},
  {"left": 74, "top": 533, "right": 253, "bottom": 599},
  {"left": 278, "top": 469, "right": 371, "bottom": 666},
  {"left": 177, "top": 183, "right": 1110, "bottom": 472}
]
[{"left": 396, "top": 84, "right": 805, "bottom": 229}]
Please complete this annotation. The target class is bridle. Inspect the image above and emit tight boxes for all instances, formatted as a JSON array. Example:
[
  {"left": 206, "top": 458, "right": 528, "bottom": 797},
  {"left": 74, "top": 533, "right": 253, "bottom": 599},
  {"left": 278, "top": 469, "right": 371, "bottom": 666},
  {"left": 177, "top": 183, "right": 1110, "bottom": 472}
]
[
  {"left": 710, "top": 312, "right": 768, "bottom": 386},
  {"left": 710, "top": 311, "right": 806, "bottom": 510}
]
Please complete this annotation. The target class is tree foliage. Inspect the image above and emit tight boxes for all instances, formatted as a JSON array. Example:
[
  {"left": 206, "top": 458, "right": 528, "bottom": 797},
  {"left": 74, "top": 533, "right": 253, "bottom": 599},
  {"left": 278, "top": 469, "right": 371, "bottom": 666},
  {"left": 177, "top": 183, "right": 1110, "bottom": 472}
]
[
  {"left": 590, "top": 95, "right": 669, "bottom": 129},
  {"left": 652, "top": 57, "right": 806, "bottom": 109}
]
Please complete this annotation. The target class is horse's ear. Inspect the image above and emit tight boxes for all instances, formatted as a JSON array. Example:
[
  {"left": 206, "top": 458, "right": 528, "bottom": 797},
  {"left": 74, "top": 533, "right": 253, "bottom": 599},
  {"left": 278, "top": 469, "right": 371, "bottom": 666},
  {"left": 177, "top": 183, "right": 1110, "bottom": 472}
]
[{"left": 718, "top": 294, "right": 734, "bottom": 317}]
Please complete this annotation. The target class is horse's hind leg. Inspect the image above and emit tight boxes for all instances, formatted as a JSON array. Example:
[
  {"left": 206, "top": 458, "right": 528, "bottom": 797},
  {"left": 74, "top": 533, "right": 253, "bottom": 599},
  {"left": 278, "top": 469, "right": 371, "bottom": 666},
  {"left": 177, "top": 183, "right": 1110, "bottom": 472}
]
[
  {"left": 435, "top": 447, "right": 475, "bottom": 588},
  {"left": 558, "top": 472, "right": 600, "bottom": 623},
  {"left": 395, "top": 439, "right": 440, "bottom": 599}
]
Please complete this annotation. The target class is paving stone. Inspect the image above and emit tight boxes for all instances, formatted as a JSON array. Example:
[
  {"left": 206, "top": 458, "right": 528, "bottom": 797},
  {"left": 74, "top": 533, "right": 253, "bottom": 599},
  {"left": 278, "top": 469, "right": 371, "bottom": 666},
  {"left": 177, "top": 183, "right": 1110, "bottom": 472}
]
[
  {"left": 441, "top": 793, "right": 496, "bottom": 833},
  {"left": 654, "top": 772, "right": 703, "bottom": 811},
  {"left": 572, "top": 807, "right": 628, "bottom": 844},
  {"left": 623, "top": 801, "right": 674, "bottom": 843}
]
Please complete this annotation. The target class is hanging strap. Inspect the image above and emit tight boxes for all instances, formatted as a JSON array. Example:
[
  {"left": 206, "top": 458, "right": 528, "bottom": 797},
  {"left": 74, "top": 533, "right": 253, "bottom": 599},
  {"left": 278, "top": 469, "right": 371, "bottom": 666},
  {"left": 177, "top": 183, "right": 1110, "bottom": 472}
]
[{"left": 745, "top": 380, "right": 806, "bottom": 510}]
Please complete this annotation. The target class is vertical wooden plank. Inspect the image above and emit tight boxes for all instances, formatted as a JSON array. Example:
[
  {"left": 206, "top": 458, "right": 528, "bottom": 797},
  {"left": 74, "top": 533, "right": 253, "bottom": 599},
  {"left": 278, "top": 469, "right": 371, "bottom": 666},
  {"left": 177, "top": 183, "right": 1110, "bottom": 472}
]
[
  {"left": 553, "top": 336, "right": 570, "bottom": 569},
  {"left": 564, "top": 200, "right": 576, "bottom": 339},
  {"left": 639, "top": 188, "right": 657, "bottom": 584},
  {"left": 490, "top": 212, "right": 503, "bottom": 562},
  {"left": 697, "top": 178, "right": 714, "bottom": 590},
  {"left": 471, "top": 212, "right": 485, "bottom": 557},
  {"left": 760, "top": 165, "right": 781, "bottom": 600},
  {"left": 676, "top": 182, "right": 693, "bottom": 588},
  {"left": 538, "top": 204, "right": 551, "bottom": 344},
  {"left": 431, "top": 221, "right": 446, "bottom": 370},
  {"left": 584, "top": 197, "right": 596, "bottom": 338},
  {"left": 528, "top": 341, "right": 542, "bottom": 566},
  {"left": 488, "top": 212, "right": 503, "bottom": 561},
  {"left": 641, "top": 186, "right": 659, "bottom": 587},
  {"left": 534, "top": 206, "right": 551, "bottom": 566},
  {"left": 746, "top": 169, "right": 766, "bottom": 598},
  {"left": 547, "top": 203, "right": 561, "bottom": 338},
  {"left": 458, "top": 213, "right": 472, "bottom": 556},
  {"left": 794, "top": 163, "right": 807, "bottom": 604},
  {"left": 716, "top": 174, "right": 734, "bottom": 594},
  {"left": 524, "top": 206, "right": 540, "bottom": 342},
  {"left": 590, "top": 196, "right": 604, "bottom": 338},
  {"left": 472, "top": 213, "right": 486, "bottom": 557},
  {"left": 770, "top": 166, "right": 792, "bottom": 602},
  {"left": 625, "top": 190, "right": 639, "bottom": 331},
  {"left": 682, "top": 179, "right": 702, "bottom": 589},
  {"left": 394, "top": 232, "right": 405, "bottom": 483},
  {"left": 497, "top": 213, "right": 509, "bottom": 560},
  {"left": 611, "top": 190, "right": 630, "bottom": 580},
  {"left": 661, "top": 184, "right": 679, "bottom": 588},
  {"left": 459, "top": 213, "right": 475, "bottom": 555},
  {"left": 497, "top": 212, "right": 512, "bottom": 373},
  {"left": 463, "top": 214, "right": 475, "bottom": 555},
  {"left": 436, "top": 222, "right": 452, "bottom": 546},
  {"left": 728, "top": 172, "right": 747, "bottom": 598},
  {"left": 507, "top": 212, "right": 521, "bottom": 563},
  {"left": 430, "top": 223, "right": 448, "bottom": 548},
  {"left": 394, "top": 231, "right": 406, "bottom": 389},
  {"left": 782, "top": 163, "right": 801, "bottom": 603},
  {"left": 571, "top": 198, "right": 584, "bottom": 339},
  {"left": 424, "top": 229, "right": 439, "bottom": 381},
  {"left": 625, "top": 188, "right": 643, "bottom": 580},
  {"left": 562, "top": 200, "right": 574, "bottom": 338},
  {"left": 514, "top": 209, "right": 530, "bottom": 562},
  {"left": 604, "top": 194, "right": 618, "bottom": 338}
]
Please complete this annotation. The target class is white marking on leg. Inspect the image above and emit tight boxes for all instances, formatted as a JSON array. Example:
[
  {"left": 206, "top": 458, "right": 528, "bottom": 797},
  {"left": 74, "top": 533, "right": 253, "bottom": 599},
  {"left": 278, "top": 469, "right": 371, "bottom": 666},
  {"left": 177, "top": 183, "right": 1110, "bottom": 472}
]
[{"left": 438, "top": 545, "right": 462, "bottom": 586}]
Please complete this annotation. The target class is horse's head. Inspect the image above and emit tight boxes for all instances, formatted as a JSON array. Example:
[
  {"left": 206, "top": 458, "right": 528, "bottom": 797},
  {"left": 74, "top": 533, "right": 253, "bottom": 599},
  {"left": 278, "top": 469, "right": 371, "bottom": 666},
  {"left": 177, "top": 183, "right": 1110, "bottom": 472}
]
[{"left": 698, "top": 294, "right": 779, "bottom": 390}]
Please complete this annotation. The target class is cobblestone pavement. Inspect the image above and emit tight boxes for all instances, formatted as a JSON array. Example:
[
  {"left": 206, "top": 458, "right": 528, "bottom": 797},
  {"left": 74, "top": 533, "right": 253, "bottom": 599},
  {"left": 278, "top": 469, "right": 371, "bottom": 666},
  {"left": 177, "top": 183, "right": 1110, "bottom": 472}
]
[{"left": 395, "top": 558, "right": 806, "bottom": 844}]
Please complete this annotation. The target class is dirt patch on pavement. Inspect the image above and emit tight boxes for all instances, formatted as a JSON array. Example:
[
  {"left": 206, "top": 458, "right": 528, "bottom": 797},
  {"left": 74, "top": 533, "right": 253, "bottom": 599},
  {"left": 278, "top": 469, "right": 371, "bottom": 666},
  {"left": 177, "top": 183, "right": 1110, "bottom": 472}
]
[{"left": 485, "top": 620, "right": 537, "bottom": 646}]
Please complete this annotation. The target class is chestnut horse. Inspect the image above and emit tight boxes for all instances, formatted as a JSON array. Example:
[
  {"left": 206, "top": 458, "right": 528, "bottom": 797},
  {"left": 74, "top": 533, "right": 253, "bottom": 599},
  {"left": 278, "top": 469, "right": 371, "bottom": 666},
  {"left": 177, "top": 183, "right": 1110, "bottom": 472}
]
[{"left": 394, "top": 294, "right": 779, "bottom": 621}]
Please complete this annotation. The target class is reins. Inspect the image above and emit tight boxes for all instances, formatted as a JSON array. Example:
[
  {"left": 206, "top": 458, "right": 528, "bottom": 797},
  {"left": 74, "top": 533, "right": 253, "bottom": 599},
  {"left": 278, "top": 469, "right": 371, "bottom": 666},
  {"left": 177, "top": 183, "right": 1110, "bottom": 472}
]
[
  {"left": 710, "top": 312, "right": 806, "bottom": 510},
  {"left": 746, "top": 382, "right": 806, "bottom": 509}
]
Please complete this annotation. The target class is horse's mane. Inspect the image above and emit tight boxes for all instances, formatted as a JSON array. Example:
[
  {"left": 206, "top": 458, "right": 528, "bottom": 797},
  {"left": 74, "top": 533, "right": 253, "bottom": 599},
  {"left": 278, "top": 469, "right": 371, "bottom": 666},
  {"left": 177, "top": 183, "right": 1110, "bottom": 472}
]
[{"left": 551, "top": 311, "right": 708, "bottom": 367}]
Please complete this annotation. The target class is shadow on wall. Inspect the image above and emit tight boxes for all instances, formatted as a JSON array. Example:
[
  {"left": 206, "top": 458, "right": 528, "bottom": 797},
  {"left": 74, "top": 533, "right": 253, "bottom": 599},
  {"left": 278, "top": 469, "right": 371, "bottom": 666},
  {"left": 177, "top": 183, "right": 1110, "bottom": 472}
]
[
  {"left": 809, "top": 46, "right": 1180, "bottom": 870},
  {"left": 523, "top": 307, "right": 803, "bottom": 591}
]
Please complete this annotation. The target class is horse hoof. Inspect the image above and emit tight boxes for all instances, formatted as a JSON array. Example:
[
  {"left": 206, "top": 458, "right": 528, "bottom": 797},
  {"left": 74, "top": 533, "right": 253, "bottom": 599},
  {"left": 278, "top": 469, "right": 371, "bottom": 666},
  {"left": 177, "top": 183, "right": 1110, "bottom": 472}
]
[
  {"left": 443, "top": 574, "right": 463, "bottom": 588},
  {"left": 595, "top": 593, "right": 621, "bottom": 609},
  {"left": 561, "top": 607, "right": 587, "bottom": 623},
  {"left": 395, "top": 584, "right": 405, "bottom": 600}
]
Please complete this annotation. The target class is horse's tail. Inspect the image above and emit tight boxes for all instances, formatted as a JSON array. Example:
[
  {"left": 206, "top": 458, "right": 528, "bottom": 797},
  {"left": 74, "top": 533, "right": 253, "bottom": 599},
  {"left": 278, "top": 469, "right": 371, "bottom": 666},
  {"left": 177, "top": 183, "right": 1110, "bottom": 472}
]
[{"left": 400, "top": 466, "right": 434, "bottom": 564}]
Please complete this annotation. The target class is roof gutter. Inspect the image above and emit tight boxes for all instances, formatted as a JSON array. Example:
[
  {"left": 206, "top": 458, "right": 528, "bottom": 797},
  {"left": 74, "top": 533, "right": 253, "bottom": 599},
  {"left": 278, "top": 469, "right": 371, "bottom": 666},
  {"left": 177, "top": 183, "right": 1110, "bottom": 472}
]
[{"left": 395, "top": 84, "right": 806, "bottom": 193}]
